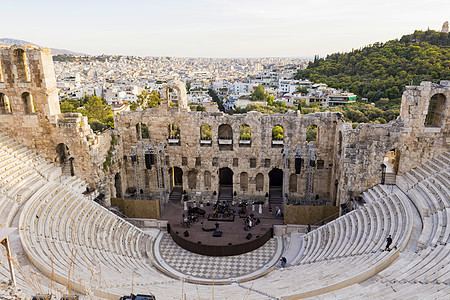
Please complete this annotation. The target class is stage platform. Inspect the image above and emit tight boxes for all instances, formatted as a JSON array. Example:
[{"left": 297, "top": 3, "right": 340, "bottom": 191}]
[{"left": 160, "top": 200, "right": 284, "bottom": 256}]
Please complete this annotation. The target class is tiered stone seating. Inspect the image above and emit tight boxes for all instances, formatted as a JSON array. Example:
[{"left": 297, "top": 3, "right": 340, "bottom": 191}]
[
  {"left": 2, "top": 131, "right": 449, "bottom": 299},
  {"left": 18, "top": 180, "right": 167, "bottom": 298},
  {"left": 307, "top": 152, "right": 450, "bottom": 299},
  {"left": 0, "top": 135, "right": 50, "bottom": 228},
  {"left": 239, "top": 184, "right": 414, "bottom": 298}
]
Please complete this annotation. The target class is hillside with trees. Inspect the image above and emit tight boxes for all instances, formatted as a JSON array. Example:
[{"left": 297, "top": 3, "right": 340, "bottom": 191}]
[{"left": 296, "top": 30, "right": 450, "bottom": 103}]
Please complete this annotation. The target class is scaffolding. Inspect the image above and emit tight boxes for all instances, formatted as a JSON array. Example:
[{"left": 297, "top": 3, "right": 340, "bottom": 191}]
[{"left": 130, "top": 142, "right": 168, "bottom": 215}]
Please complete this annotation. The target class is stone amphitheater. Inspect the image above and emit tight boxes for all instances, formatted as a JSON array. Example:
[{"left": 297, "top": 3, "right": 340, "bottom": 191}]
[{"left": 0, "top": 44, "right": 449, "bottom": 299}]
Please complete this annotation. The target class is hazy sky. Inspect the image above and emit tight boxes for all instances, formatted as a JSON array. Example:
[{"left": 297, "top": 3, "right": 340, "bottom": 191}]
[{"left": 1, "top": 0, "right": 448, "bottom": 57}]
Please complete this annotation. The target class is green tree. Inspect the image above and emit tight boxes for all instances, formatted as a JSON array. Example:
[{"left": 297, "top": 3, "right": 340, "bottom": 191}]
[
  {"left": 186, "top": 82, "right": 191, "bottom": 93},
  {"left": 306, "top": 125, "right": 318, "bottom": 142},
  {"left": 251, "top": 85, "right": 267, "bottom": 101},
  {"left": 295, "top": 29, "right": 450, "bottom": 109},
  {"left": 272, "top": 126, "right": 284, "bottom": 140},
  {"left": 208, "top": 89, "right": 224, "bottom": 111},
  {"left": 60, "top": 100, "right": 75, "bottom": 113},
  {"left": 79, "top": 95, "right": 113, "bottom": 131},
  {"left": 250, "top": 85, "right": 275, "bottom": 105},
  {"left": 239, "top": 124, "right": 251, "bottom": 140},
  {"left": 201, "top": 124, "right": 212, "bottom": 140}
]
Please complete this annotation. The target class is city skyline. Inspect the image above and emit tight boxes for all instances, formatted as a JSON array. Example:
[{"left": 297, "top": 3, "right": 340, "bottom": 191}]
[{"left": 1, "top": 0, "right": 449, "bottom": 58}]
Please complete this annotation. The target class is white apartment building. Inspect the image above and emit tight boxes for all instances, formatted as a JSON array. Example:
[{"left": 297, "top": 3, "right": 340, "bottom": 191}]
[{"left": 278, "top": 79, "right": 313, "bottom": 94}]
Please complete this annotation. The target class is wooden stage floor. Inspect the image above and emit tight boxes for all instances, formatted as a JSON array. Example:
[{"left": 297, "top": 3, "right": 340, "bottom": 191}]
[{"left": 160, "top": 200, "right": 284, "bottom": 247}]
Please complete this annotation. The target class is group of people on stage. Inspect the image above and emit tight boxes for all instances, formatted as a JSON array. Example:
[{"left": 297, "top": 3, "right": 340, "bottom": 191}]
[
  {"left": 212, "top": 201, "right": 234, "bottom": 218},
  {"left": 244, "top": 214, "right": 260, "bottom": 230},
  {"left": 182, "top": 213, "right": 199, "bottom": 227}
]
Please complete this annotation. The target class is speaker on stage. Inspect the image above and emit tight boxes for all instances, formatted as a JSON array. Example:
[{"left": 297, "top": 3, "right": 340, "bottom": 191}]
[
  {"left": 246, "top": 233, "right": 252, "bottom": 240},
  {"left": 184, "top": 230, "right": 189, "bottom": 237}
]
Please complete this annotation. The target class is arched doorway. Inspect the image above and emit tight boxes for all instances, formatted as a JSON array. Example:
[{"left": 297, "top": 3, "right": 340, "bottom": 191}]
[
  {"left": 56, "top": 143, "right": 73, "bottom": 176},
  {"left": 382, "top": 149, "right": 400, "bottom": 184},
  {"left": 170, "top": 167, "right": 183, "bottom": 188},
  {"left": 425, "top": 93, "right": 446, "bottom": 128},
  {"left": 269, "top": 168, "right": 283, "bottom": 208},
  {"left": 219, "top": 167, "right": 233, "bottom": 202}
]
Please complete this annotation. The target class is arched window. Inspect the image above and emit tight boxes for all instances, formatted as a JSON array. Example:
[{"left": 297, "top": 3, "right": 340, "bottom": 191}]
[
  {"left": 425, "top": 93, "right": 446, "bottom": 127},
  {"left": 240, "top": 172, "right": 248, "bottom": 190},
  {"left": 218, "top": 124, "right": 232, "bottom": 139},
  {"left": 141, "top": 123, "right": 149, "bottom": 139},
  {"left": 200, "top": 123, "right": 212, "bottom": 140},
  {"left": 256, "top": 173, "right": 264, "bottom": 191},
  {"left": 204, "top": 171, "right": 211, "bottom": 189},
  {"left": 22, "top": 92, "right": 35, "bottom": 114},
  {"left": 272, "top": 125, "right": 283, "bottom": 140},
  {"left": 306, "top": 125, "right": 318, "bottom": 142},
  {"left": 218, "top": 124, "right": 233, "bottom": 150},
  {"left": 169, "top": 123, "right": 180, "bottom": 138},
  {"left": 188, "top": 170, "right": 197, "bottom": 189},
  {"left": 135, "top": 123, "right": 149, "bottom": 140},
  {"left": 14, "top": 49, "right": 30, "bottom": 82},
  {"left": 0, "top": 93, "right": 11, "bottom": 114},
  {"left": 239, "top": 124, "right": 251, "bottom": 140},
  {"left": 289, "top": 174, "right": 297, "bottom": 193}
]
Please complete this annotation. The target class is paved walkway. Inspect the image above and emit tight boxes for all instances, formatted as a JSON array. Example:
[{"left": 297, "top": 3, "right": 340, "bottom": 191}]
[{"left": 154, "top": 233, "right": 283, "bottom": 283}]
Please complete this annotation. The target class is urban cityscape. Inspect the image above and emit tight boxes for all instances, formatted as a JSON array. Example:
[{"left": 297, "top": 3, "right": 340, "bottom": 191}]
[{"left": 0, "top": 1, "right": 449, "bottom": 299}]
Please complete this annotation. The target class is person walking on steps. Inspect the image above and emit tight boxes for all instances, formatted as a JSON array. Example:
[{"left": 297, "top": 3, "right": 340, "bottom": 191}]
[
  {"left": 280, "top": 256, "right": 287, "bottom": 268},
  {"left": 385, "top": 235, "right": 392, "bottom": 251}
]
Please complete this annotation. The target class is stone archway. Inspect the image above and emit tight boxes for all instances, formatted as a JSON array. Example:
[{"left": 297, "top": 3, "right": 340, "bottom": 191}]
[
  {"left": 56, "top": 143, "right": 73, "bottom": 176},
  {"left": 160, "top": 81, "right": 188, "bottom": 110},
  {"left": 219, "top": 167, "right": 233, "bottom": 202},
  {"left": 425, "top": 93, "right": 446, "bottom": 127},
  {"left": 269, "top": 168, "right": 283, "bottom": 207},
  {"left": 171, "top": 167, "right": 183, "bottom": 188},
  {"left": 382, "top": 149, "right": 400, "bottom": 184}
]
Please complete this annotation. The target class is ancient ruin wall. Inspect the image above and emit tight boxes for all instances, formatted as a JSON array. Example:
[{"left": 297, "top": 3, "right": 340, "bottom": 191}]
[
  {"left": 0, "top": 45, "right": 110, "bottom": 193},
  {"left": 113, "top": 104, "right": 342, "bottom": 204},
  {"left": 336, "top": 81, "right": 450, "bottom": 204}
]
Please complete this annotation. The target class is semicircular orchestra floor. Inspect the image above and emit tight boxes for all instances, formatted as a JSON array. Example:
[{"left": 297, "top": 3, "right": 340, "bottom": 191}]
[{"left": 154, "top": 233, "right": 283, "bottom": 283}]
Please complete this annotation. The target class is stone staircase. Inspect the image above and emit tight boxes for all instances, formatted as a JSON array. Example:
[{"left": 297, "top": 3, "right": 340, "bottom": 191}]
[
  {"left": 169, "top": 187, "right": 182, "bottom": 203},
  {"left": 218, "top": 185, "right": 233, "bottom": 203},
  {"left": 61, "top": 160, "right": 72, "bottom": 176},
  {"left": 385, "top": 172, "right": 396, "bottom": 185},
  {"left": 269, "top": 187, "right": 283, "bottom": 208}
]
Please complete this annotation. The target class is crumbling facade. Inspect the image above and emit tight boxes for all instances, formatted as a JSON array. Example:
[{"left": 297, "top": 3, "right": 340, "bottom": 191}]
[
  {"left": 0, "top": 44, "right": 448, "bottom": 214},
  {"left": 113, "top": 79, "right": 449, "bottom": 212},
  {"left": 0, "top": 44, "right": 111, "bottom": 193}
]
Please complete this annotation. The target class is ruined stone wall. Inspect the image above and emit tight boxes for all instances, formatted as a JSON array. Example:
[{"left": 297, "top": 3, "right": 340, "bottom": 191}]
[
  {"left": 336, "top": 81, "right": 450, "bottom": 204},
  {"left": 1, "top": 44, "right": 448, "bottom": 213},
  {"left": 0, "top": 45, "right": 109, "bottom": 194},
  {"left": 114, "top": 108, "right": 341, "bottom": 204}
]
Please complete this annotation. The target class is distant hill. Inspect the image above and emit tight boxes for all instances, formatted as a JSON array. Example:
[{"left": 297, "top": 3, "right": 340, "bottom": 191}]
[
  {"left": 0, "top": 38, "right": 87, "bottom": 56},
  {"left": 296, "top": 29, "right": 450, "bottom": 102}
]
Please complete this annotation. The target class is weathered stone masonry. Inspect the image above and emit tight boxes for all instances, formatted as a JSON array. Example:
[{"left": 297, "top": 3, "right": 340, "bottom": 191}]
[
  {"left": 1, "top": 45, "right": 448, "bottom": 214},
  {"left": 0, "top": 45, "right": 111, "bottom": 194}
]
